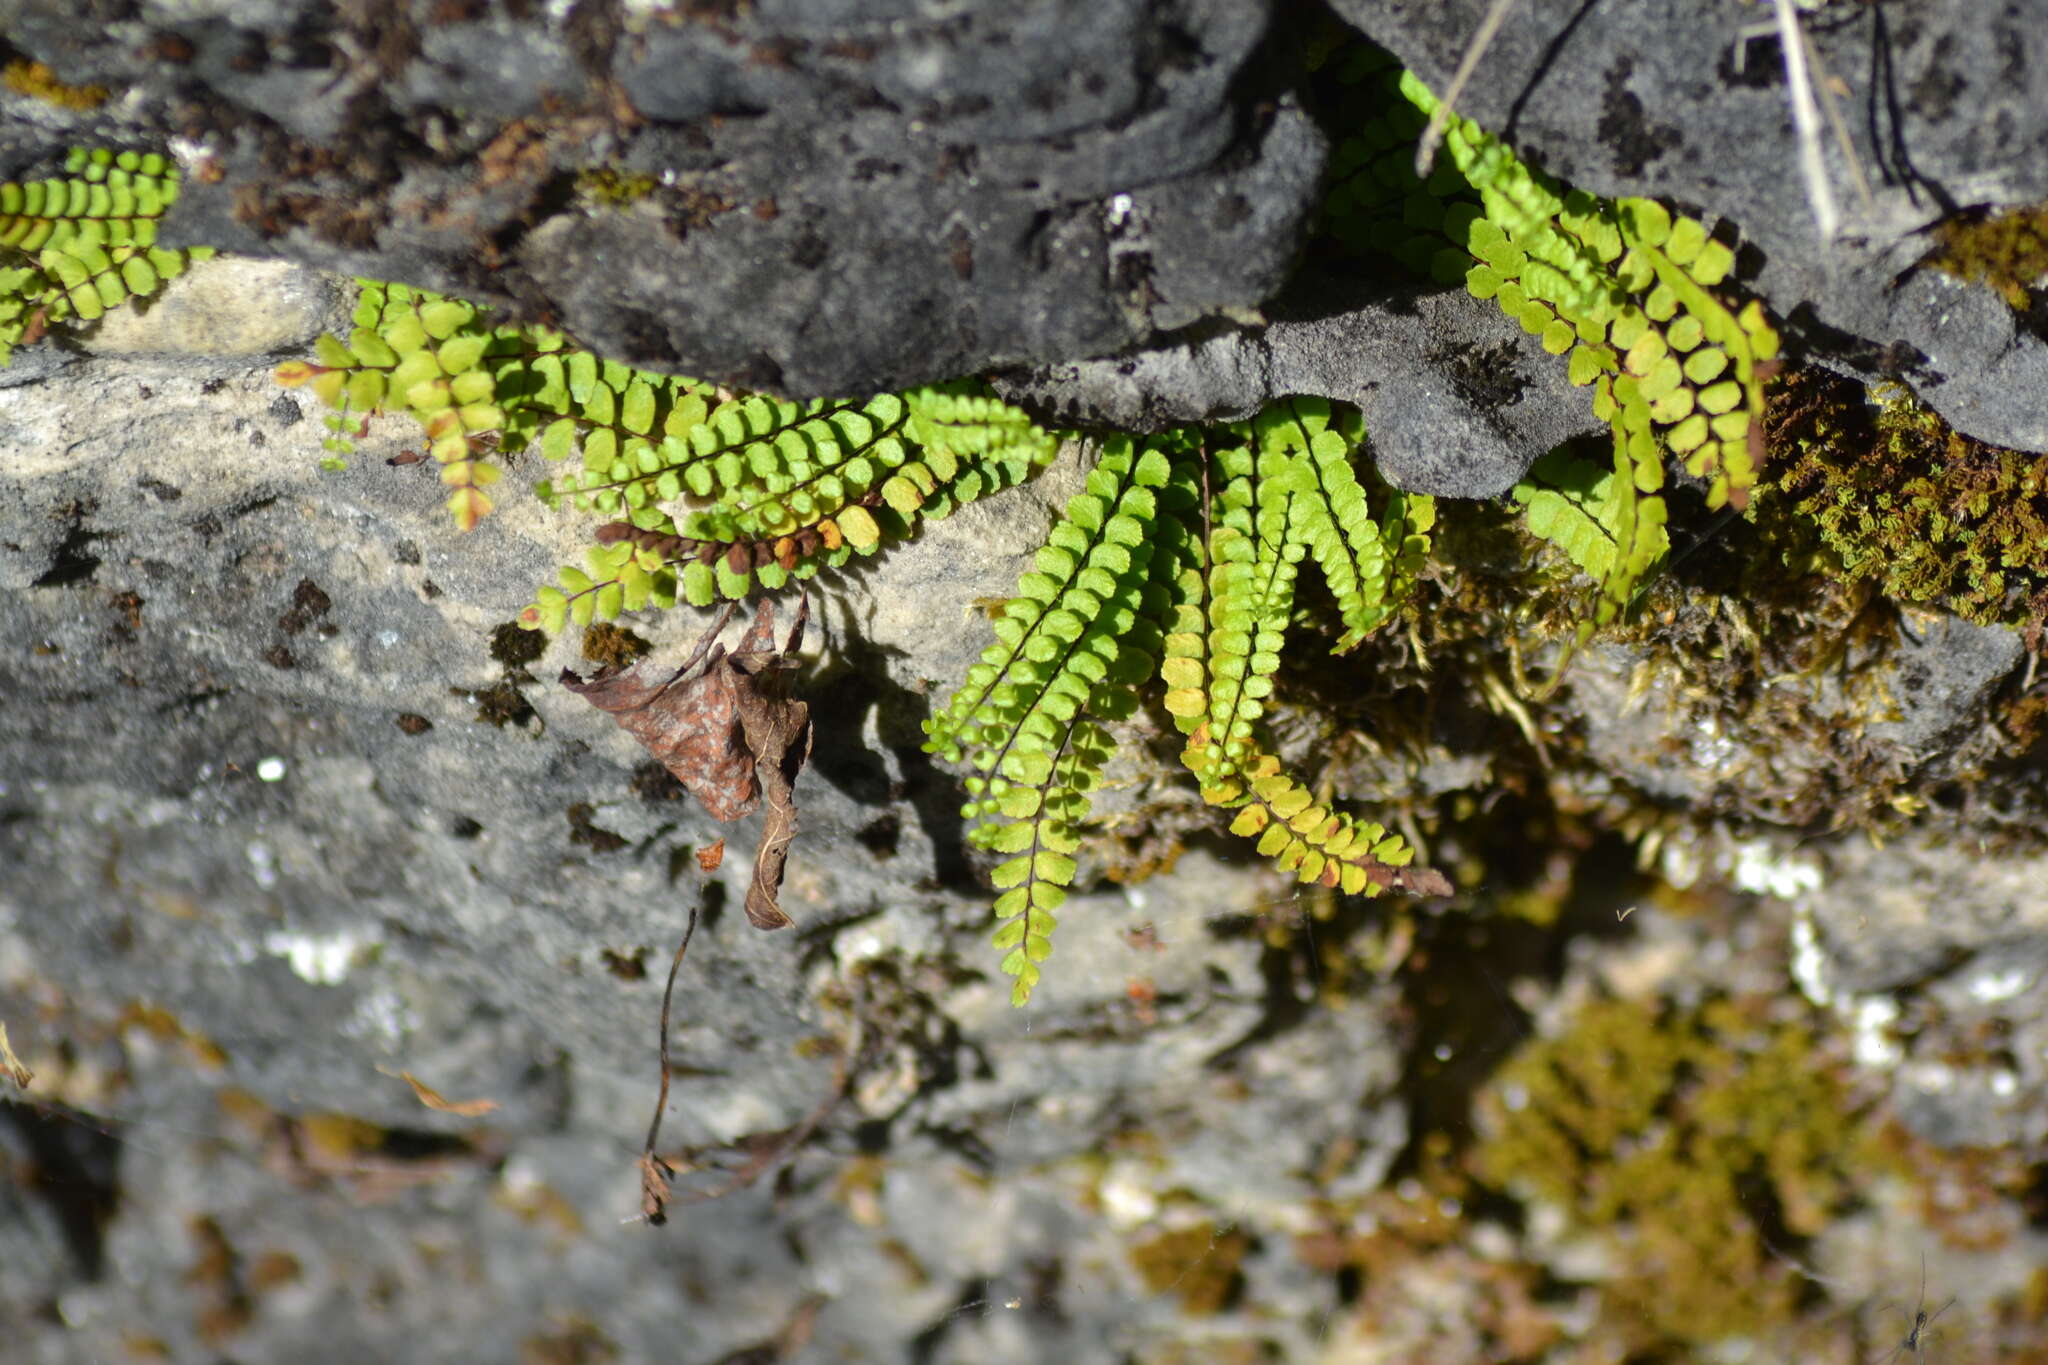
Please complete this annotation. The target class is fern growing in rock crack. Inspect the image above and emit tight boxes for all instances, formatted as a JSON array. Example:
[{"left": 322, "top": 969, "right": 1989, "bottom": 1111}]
[
  {"left": 1320, "top": 44, "right": 1777, "bottom": 667},
  {"left": 0, "top": 148, "right": 212, "bottom": 364},
  {"left": 267, "top": 34, "right": 1817, "bottom": 1001},
  {"left": 282, "top": 282, "right": 1453, "bottom": 1002},
  {"left": 277, "top": 279, "right": 1059, "bottom": 592},
  {"left": 925, "top": 398, "right": 1450, "bottom": 1005}
]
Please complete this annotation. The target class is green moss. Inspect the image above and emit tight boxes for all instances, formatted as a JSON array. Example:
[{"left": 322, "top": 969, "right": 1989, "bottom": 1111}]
[
  {"left": 489, "top": 619, "right": 548, "bottom": 670},
  {"left": 1931, "top": 201, "right": 2048, "bottom": 310},
  {"left": 1760, "top": 368, "right": 2048, "bottom": 640},
  {"left": 573, "top": 166, "right": 659, "bottom": 209},
  {"left": 1127, "top": 1223, "right": 1251, "bottom": 1314},
  {"left": 1476, "top": 994, "right": 1882, "bottom": 1347}
]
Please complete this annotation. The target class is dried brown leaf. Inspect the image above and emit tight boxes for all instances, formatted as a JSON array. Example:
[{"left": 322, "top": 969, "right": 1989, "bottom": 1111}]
[
  {"left": 392, "top": 1069, "right": 499, "bottom": 1117},
  {"left": 563, "top": 597, "right": 812, "bottom": 931},
  {"left": 638, "top": 1150, "right": 675, "bottom": 1226}
]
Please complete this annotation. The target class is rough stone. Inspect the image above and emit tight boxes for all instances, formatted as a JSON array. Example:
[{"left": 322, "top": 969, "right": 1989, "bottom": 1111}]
[
  {"left": 1800, "top": 837, "right": 2048, "bottom": 1150},
  {"left": 3, "top": 0, "right": 1325, "bottom": 398},
  {"left": 994, "top": 277, "right": 1600, "bottom": 497},
  {"left": 0, "top": 325, "right": 1411, "bottom": 1361},
  {"left": 1565, "top": 609, "right": 2025, "bottom": 816},
  {"left": 1332, "top": 0, "right": 2048, "bottom": 452},
  {"left": 84, "top": 257, "right": 346, "bottom": 359},
  {"left": 1867, "top": 613, "right": 2028, "bottom": 760}
]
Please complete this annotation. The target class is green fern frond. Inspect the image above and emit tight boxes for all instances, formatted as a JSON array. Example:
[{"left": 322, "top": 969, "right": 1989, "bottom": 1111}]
[
  {"left": 1418, "top": 92, "right": 1777, "bottom": 663},
  {"left": 1321, "top": 52, "right": 1778, "bottom": 672},
  {"left": 1511, "top": 445, "right": 1672, "bottom": 589},
  {"left": 924, "top": 436, "right": 1182, "bottom": 1002},
  {"left": 1184, "top": 429, "right": 1300, "bottom": 790},
  {"left": 286, "top": 278, "right": 1057, "bottom": 564},
  {"left": 0, "top": 148, "right": 212, "bottom": 365},
  {"left": 520, "top": 536, "right": 680, "bottom": 636},
  {"left": 1258, "top": 397, "right": 1403, "bottom": 652},
  {"left": 975, "top": 713, "right": 1115, "bottom": 1006},
  {"left": 1213, "top": 752, "right": 1450, "bottom": 898},
  {"left": 931, "top": 401, "right": 1446, "bottom": 1001}
]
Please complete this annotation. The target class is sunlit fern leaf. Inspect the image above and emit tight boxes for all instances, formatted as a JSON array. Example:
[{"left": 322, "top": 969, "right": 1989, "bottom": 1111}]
[
  {"left": 1320, "top": 46, "right": 1777, "bottom": 676},
  {"left": 1258, "top": 397, "right": 1400, "bottom": 653},
  {"left": 1216, "top": 752, "right": 1452, "bottom": 898},
  {"left": 287, "top": 267, "right": 1445, "bottom": 1004},
  {"left": 1511, "top": 444, "right": 1671, "bottom": 589},
  {"left": 0, "top": 148, "right": 212, "bottom": 366},
  {"left": 926, "top": 436, "right": 1177, "bottom": 1002}
]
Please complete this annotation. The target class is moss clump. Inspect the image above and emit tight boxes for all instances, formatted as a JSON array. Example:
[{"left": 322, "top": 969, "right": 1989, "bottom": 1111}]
[
  {"left": 1761, "top": 368, "right": 2048, "bottom": 643},
  {"left": 579, "top": 621, "right": 651, "bottom": 671},
  {"left": 1128, "top": 1222, "right": 1251, "bottom": 1314},
  {"left": 467, "top": 680, "right": 537, "bottom": 728},
  {"left": 574, "top": 166, "right": 659, "bottom": 209},
  {"left": 488, "top": 620, "right": 548, "bottom": 671},
  {"left": 1476, "top": 994, "right": 1881, "bottom": 1348},
  {"left": 2, "top": 59, "right": 109, "bottom": 109},
  {"left": 1932, "top": 201, "right": 2048, "bottom": 311}
]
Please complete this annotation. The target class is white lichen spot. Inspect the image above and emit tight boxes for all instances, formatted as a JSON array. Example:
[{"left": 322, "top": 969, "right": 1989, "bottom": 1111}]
[
  {"left": 245, "top": 840, "right": 278, "bottom": 890},
  {"left": 1851, "top": 995, "right": 1903, "bottom": 1069},
  {"left": 1098, "top": 1163, "right": 1159, "bottom": 1229},
  {"left": 1729, "top": 838, "right": 1823, "bottom": 899},
  {"left": 166, "top": 135, "right": 215, "bottom": 172},
  {"left": 1901, "top": 1059, "right": 1956, "bottom": 1093},
  {"left": 1660, "top": 836, "right": 1704, "bottom": 891},
  {"left": 1686, "top": 713, "right": 1738, "bottom": 770},
  {"left": 263, "top": 928, "right": 371, "bottom": 986},
  {"left": 256, "top": 756, "right": 288, "bottom": 782},
  {"left": 499, "top": 1153, "right": 545, "bottom": 1198},
  {"left": 1105, "top": 192, "right": 1134, "bottom": 228},
  {"left": 1968, "top": 965, "right": 2032, "bottom": 1004},
  {"left": 839, "top": 929, "right": 886, "bottom": 965},
  {"left": 346, "top": 986, "right": 416, "bottom": 1047},
  {"left": 1789, "top": 902, "right": 1833, "bottom": 1008}
]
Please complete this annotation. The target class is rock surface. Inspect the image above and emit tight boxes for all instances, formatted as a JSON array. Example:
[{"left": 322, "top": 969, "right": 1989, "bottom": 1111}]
[
  {"left": 3, "top": 0, "right": 1324, "bottom": 397},
  {"left": 0, "top": 259, "right": 1415, "bottom": 1361},
  {"left": 1334, "top": 0, "right": 2048, "bottom": 453},
  {"left": 5, "top": 3, "right": 2048, "bottom": 1356},
  {"left": 994, "top": 275, "right": 1601, "bottom": 497},
  {"left": 3, "top": 243, "right": 2042, "bottom": 1363}
]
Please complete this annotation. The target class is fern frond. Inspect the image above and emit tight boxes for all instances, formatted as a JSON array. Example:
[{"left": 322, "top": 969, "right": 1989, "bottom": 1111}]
[
  {"left": 518, "top": 537, "right": 680, "bottom": 635},
  {"left": 925, "top": 437, "right": 1179, "bottom": 995},
  {"left": 1324, "top": 63, "right": 1779, "bottom": 670},
  {"left": 924, "top": 437, "right": 1171, "bottom": 764},
  {"left": 971, "top": 713, "right": 1117, "bottom": 1005},
  {"left": 0, "top": 148, "right": 212, "bottom": 365},
  {"left": 1257, "top": 396, "right": 1407, "bottom": 653},
  {"left": 1213, "top": 752, "right": 1450, "bottom": 897},
  {"left": 1511, "top": 445, "right": 1671, "bottom": 589}
]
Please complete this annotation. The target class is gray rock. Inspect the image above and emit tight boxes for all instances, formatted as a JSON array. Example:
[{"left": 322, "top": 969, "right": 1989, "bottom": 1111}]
[
  {"left": 1565, "top": 609, "right": 2023, "bottom": 815},
  {"left": 0, "top": 310, "right": 1409, "bottom": 1361},
  {"left": 1867, "top": 613, "right": 2026, "bottom": 759},
  {"left": 82, "top": 257, "right": 348, "bottom": 358},
  {"left": 4, "top": 0, "right": 1324, "bottom": 398},
  {"left": 994, "top": 277, "right": 1600, "bottom": 497},
  {"left": 1333, "top": 0, "right": 2048, "bottom": 452},
  {"left": 1800, "top": 837, "right": 2048, "bottom": 1150}
]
